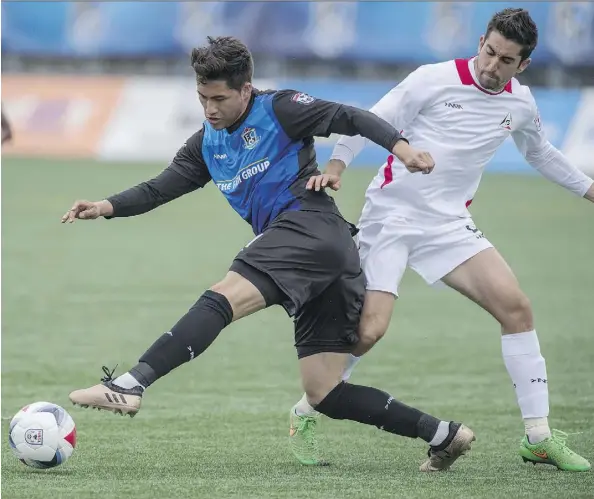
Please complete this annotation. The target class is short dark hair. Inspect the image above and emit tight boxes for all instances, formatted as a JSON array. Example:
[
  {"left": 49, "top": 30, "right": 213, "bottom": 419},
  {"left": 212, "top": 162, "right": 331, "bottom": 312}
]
[
  {"left": 190, "top": 36, "right": 253, "bottom": 91},
  {"left": 486, "top": 8, "right": 538, "bottom": 61}
]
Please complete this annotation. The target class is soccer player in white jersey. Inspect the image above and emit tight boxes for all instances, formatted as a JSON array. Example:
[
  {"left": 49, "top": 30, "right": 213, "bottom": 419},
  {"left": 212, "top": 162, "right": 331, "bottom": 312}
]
[{"left": 289, "top": 8, "right": 593, "bottom": 471}]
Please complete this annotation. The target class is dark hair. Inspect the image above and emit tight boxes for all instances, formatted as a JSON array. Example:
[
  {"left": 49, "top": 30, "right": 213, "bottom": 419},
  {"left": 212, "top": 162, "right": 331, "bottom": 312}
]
[
  {"left": 190, "top": 36, "right": 253, "bottom": 90},
  {"left": 486, "top": 8, "right": 538, "bottom": 61}
]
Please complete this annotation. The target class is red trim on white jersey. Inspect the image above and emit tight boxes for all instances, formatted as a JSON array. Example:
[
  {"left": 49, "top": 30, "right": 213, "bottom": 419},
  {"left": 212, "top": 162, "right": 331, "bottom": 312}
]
[
  {"left": 465, "top": 199, "right": 473, "bottom": 208},
  {"left": 455, "top": 58, "right": 512, "bottom": 95},
  {"left": 380, "top": 155, "right": 394, "bottom": 189}
]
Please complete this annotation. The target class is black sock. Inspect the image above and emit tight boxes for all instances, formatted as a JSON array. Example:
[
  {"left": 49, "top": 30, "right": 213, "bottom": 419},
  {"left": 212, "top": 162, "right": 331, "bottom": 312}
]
[
  {"left": 133, "top": 290, "right": 233, "bottom": 387},
  {"left": 128, "top": 362, "right": 157, "bottom": 389},
  {"left": 315, "top": 382, "right": 441, "bottom": 443}
]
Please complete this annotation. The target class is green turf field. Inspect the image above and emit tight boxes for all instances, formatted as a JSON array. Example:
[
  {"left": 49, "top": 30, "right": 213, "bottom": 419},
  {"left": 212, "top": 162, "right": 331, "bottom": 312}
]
[{"left": 2, "top": 158, "right": 593, "bottom": 498}]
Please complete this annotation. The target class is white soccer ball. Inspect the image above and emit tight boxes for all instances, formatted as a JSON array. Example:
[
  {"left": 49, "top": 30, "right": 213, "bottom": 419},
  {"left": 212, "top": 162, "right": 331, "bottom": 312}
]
[{"left": 8, "top": 401, "right": 76, "bottom": 469}]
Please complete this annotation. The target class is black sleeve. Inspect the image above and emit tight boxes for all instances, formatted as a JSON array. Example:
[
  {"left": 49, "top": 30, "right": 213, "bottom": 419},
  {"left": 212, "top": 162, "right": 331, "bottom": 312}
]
[
  {"left": 106, "top": 129, "right": 211, "bottom": 218},
  {"left": 271, "top": 90, "right": 406, "bottom": 152}
]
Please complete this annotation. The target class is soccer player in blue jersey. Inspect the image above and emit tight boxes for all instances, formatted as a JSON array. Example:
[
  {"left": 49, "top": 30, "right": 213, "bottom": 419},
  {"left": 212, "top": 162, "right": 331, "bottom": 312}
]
[{"left": 63, "top": 36, "right": 474, "bottom": 470}]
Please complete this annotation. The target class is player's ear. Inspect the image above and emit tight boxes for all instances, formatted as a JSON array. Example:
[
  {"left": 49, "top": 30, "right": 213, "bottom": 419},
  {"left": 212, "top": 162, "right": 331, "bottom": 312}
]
[
  {"left": 517, "top": 57, "right": 531, "bottom": 74},
  {"left": 477, "top": 35, "right": 485, "bottom": 53},
  {"left": 241, "top": 82, "right": 253, "bottom": 100}
]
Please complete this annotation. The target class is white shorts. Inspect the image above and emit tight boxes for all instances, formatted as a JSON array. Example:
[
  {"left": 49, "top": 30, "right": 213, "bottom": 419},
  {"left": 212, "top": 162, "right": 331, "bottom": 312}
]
[{"left": 357, "top": 216, "right": 493, "bottom": 296}]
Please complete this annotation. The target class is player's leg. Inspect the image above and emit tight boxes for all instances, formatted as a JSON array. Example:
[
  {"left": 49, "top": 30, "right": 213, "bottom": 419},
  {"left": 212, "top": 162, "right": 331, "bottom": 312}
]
[
  {"left": 68, "top": 243, "right": 288, "bottom": 417},
  {"left": 351, "top": 219, "right": 408, "bottom": 357},
  {"left": 290, "top": 290, "right": 395, "bottom": 419},
  {"left": 345, "top": 219, "right": 413, "bottom": 371},
  {"left": 410, "top": 219, "right": 590, "bottom": 471},
  {"left": 440, "top": 245, "right": 590, "bottom": 471},
  {"left": 291, "top": 219, "right": 406, "bottom": 420},
  {"left": 292, "top": 271, "right": 475, "bottom": 471}
]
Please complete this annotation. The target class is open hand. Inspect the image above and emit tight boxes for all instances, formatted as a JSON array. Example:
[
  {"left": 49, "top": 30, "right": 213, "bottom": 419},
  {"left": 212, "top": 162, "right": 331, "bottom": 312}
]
[{"left": 61, "top": 200, "right": 111, "bottom": 223}]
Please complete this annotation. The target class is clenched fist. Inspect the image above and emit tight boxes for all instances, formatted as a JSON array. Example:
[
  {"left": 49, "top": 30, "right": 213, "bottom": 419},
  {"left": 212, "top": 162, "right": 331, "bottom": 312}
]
[{"left": 392, "top": 140, "right": 435, "bottom": 175}]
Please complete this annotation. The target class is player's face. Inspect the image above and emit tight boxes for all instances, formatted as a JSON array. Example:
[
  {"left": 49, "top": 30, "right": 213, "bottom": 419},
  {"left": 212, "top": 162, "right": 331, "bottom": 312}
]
[
  {"left": 198, "top": 80, "right": 253, "bottom": 130},
  {"left": 476, "top": 31, "right": 531, "bottom": 91}
]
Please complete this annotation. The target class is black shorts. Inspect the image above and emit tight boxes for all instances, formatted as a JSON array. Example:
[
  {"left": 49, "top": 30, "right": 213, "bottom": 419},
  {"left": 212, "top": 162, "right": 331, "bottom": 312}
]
[{"left": 229, "top": 210, "right": 365, "bottom": 358}]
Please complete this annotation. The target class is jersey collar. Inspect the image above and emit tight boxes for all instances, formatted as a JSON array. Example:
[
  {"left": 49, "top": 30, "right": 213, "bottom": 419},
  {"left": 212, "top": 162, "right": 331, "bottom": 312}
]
[{"left": 455, "top": 57, "right": 512, "bottom": 95}]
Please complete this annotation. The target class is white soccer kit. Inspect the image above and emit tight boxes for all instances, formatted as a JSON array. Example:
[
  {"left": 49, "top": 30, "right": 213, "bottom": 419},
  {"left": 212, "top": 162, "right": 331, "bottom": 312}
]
[{"left": 331, "top": 57, "right": 593, "bottom": 295}]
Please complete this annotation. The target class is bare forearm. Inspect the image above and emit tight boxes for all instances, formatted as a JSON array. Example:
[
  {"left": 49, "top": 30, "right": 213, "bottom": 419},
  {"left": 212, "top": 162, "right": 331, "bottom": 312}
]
[
  {"left": 324, "top": 159, "right": 346, "bottom": 177},
  {"left": 97, "top": 200, "right": 114, "bottom": 217}
]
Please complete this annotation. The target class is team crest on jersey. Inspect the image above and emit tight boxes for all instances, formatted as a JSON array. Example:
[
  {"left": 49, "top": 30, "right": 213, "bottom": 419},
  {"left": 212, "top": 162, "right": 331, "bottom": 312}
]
[
  {"left": 291, "top": 92, "right": 315, "bottom": 105},
  {"left": 499, "top": 112, "right": 512, "bottom": 131},
  {"left": 241, "top": 127, "right": 259, "bottom": 150}
]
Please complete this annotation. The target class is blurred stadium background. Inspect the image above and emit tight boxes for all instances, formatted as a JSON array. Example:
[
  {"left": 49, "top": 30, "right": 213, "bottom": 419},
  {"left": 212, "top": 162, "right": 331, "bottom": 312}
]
[
  {"left": 2, "top": 3, "right": 593, "bottom": 498},
  {"left": 2, "top": 1, "right": 594, "bottom": 173}
]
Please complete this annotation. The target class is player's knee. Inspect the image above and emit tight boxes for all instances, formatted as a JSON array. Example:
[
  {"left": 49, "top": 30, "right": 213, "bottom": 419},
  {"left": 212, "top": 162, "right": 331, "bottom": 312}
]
[
  {"left": 500, "top": 292, "right": 533, "bottom": 332},
  {"left": 209, "top": 272, "right": 267, "bottom": 321},
  {"left": 310, "top": 381, "right": 348, "bottom": 418},
  {"left": 358, "top": 313, "right": 390, "bottom": 347},
  {"left": 304, "top": 382, "right": 335, "bottom": 407}
]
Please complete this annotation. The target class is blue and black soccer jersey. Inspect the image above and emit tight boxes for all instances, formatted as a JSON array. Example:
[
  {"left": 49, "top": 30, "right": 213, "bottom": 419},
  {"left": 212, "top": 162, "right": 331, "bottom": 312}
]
[
  {"left": 103, "top": 88, "right": 406, "bottom": 349},
  {"left": 107, "top": 89, "right": 404, "bottom": 235}
]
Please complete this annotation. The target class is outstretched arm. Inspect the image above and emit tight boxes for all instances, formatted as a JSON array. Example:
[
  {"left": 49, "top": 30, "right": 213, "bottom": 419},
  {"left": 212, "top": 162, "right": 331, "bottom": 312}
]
[
  {"left": 330, "top": 66, "right": 430, "bottom": 168},
  {"left": 512, "top": 95, "right": 593, "bottom": 202},
  {"left": 272, "top": 89, "right": 405, "bottom": 155},
  {"left": 62, "top": 130, "right": 212, "bottom": 223},
  {"left": 272, "top": 88, "right": 434, "bottom": 176}
]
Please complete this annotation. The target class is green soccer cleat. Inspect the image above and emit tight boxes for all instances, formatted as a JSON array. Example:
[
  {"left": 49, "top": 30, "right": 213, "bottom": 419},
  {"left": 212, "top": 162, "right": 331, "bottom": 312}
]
[
  {"left": 289, "top": 409, "right": 328, "bottom": 466},
  {"left": 519, "top": 429, "right": 591, "bottom": 472}
]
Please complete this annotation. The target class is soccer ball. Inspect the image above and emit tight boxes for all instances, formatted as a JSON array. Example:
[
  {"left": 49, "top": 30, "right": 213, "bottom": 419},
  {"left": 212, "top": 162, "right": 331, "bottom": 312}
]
[{"left": 8, "top": 401, "right": 76, "bottom": 469}]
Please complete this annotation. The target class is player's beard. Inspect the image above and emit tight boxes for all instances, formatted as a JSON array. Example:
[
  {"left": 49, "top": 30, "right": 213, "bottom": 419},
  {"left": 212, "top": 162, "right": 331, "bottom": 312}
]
[
  {"left": 479, "top": 73, "right": 504, "bottom": 91},
  {"left": 474, "top": 57, "right": 505, "bottom": 92}
]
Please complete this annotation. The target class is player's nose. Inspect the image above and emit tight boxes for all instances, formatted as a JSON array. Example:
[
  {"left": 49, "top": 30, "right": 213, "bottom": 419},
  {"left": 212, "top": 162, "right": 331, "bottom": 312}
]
[
  {"left": 485, "top": 59, "right": 499, "bottom": 73},
  {"left": 205, "top": 100, "right": 218, "bottom": 116}
]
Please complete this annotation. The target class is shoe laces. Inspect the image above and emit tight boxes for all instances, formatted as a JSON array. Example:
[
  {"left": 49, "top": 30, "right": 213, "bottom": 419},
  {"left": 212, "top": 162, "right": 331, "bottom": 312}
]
[
  {"left": 298, "top": 415, "right": 321, "bottom": 454},
  {"left": 550, "top": 429, "right": 580, "bottom": 455},
  {"left": 101, "top": 364, "right": 118, "bottom": 383}
]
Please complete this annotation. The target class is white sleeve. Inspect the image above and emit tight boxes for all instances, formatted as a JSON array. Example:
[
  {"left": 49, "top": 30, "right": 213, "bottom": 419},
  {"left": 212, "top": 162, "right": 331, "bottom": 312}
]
[
  {"left": 512, "top": 91, "right": 594, "bottom": 197},
  {"left": 330, "top": 66, "right": 431, "bottom": 167}
]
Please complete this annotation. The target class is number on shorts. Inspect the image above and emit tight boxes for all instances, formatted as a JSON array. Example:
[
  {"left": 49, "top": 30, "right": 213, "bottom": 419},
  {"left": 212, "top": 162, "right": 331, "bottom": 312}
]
[{"left": 465, "top": 224, "right": 485, "bottom": 239}]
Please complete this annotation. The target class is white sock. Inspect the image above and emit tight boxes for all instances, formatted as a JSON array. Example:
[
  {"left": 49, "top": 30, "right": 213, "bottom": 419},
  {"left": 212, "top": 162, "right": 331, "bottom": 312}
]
[
  {"left": 501, "top": 330, "right": 551, "bottom": 443},
  {"left": 341, "top": 354, "right": 361, "bottom": 381},
  {"left": 429, "top": 421, "right": 450, "bottom": 447},
  {"left": 524, "top": 417, "right": 551, "bottom": 444},
  {"left": 293, "top": 393, "right": 317, "bottom": 417},
  {"left": 112, "top": 372, "right": 145, "bottom": 391}
]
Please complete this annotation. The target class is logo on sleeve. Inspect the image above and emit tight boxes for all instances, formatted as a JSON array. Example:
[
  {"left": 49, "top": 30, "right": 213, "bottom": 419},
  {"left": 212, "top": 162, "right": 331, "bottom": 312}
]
[
  {"left": 533, "top": 110, "right": 542, "bottom": 132},
  {"left": 291, "top": 92, "right": 315, "bottom": 105},
  {"left": 499, "top": 112, "right": 512, "bottom": 131}
]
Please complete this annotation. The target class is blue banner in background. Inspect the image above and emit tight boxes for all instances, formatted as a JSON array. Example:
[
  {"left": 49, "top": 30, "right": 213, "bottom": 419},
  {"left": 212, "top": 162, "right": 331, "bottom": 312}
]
[{"left": 2, "top": 2, "right": 594, "bottom": 64}]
